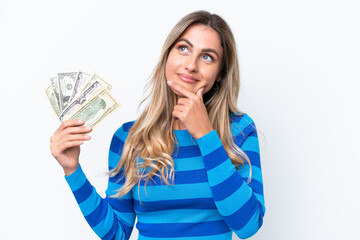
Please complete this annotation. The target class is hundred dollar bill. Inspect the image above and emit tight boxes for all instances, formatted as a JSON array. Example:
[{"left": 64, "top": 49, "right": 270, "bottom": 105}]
[
  {"left": 59, "top": 80, "right": 104, "bottom": 121},
  {"left": 69, "top": 71, "right": 89, "bottom": 103},
  {"left": 80, "top": 73, "right": 112, "bottom": 93},
  {"left": 68, "top": 88, "right": 121, "bottom": 129},
  {"left": 58, "top": 72, "right": 78, "bottom": 111},
  {"left": 50, "top": 76, "right": 61, "bottom": 110},
  {"left": 45, "top": 85, "right": 61, "bottom": 117}
]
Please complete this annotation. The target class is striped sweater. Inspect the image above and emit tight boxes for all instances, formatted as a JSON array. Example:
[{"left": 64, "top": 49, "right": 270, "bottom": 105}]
[{"left": 65, "top": 113, "right": 265, "bottom": 239}]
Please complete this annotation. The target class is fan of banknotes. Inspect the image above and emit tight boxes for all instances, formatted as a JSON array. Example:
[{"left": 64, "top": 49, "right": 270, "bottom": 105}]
[{"left": 45, "top": 71, "right": 121, "bottom": 129}]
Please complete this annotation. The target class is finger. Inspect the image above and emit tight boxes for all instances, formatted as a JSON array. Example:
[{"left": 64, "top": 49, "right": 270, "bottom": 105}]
[
  {"left": 167, "top": 80, "right": 196, "bottom": 99},
  {"left": 53, "top": 125, "right": 92, "bottom": 142},
  {"left": 50, "top": 140, "right": 83, "bottom": 158},
  {"left": 172, "top": 109, "right": 184, "bottom": 120},
  {"left": 52, "top": 134, "right": 89, "bottom": 152},
  {"left": 57, "top": 119, "right": 85, "bottom": 133},
  {"left": 63, "top": 134, "right": 91, "bottom": 142},
  {"left": 64, "top": 125, "right": 92, "bottom": 135},
  {"left": 195, "top": 87, "right": 205, "bottom": 99},
  {"left": 58, "top": 140, "right": 84, "bottom": 151},
  {"left": 177, "top": 97, "right": 192, "bottom": 106},
  {"left": 173, "top": 105, "right": 185, "bottom": 112}
]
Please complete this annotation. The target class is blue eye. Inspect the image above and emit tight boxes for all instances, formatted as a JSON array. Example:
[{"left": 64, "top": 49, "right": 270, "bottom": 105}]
[
  {"left": 178, "top": 45, "right": 189, "bottom": 53},
  {"left": 202, "top": 54, "right": 214, "bottom": 62}
]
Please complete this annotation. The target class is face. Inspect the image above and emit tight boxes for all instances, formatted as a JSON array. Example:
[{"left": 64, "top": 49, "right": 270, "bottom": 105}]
[{"left": 165, "top": 24, "right": 223, "bottom": 96}]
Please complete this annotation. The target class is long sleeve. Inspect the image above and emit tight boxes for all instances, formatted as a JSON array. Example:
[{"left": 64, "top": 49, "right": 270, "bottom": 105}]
[
  {"left": 65, "top": 123, "right": 136, "bottom": 240},
  {"left": 195, "top": 113, "right": 265, "bottom": 239}
]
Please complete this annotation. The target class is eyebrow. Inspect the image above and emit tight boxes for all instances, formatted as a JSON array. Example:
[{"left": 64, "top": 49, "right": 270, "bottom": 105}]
[{"left": 176, "top": 38, "right": 220, "bottom": 60}]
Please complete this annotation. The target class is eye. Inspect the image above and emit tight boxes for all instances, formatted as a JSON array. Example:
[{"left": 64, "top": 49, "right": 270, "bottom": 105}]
[
  {"left": 178, "top": 45, "right": 189, "bottom": 53},
  {"left": 202, "top": 54, "right": 214, "bottom": 62}
]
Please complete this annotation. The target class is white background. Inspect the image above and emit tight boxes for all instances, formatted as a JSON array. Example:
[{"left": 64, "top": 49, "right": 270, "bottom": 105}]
[{"left": 0, "top": 0, "right": 359, "bottom": 239}]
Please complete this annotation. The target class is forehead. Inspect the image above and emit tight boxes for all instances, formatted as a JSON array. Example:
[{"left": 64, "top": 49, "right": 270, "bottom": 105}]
[{"left": 178, "top": 24, "right": 223, "bottom": 52}]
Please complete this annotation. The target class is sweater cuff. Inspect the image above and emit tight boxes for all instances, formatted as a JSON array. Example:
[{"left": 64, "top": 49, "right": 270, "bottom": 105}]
[
  {"left": 195, "top": 130, "right": 223, "bottom": 156},
  {"left": 64, "top": 164, "right": 87, "bottom": 192}
]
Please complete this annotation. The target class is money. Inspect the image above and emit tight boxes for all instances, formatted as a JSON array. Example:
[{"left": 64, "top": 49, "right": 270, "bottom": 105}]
[
  {"left": 45, "top": 71, "right": 121, "bottom": 129},
  {"left": 58, "top": 72, "right": 78, "bottom": 111},
  {"left": 50, "top": 76, "right": 61, "bottom": 111},
  {"left": 45, "top": 85, "right": 61, "bottom": 117},
  {"left": 59, "top": 80, "right": 104, "bottom": 121},
  {"left": 69, "top": 88, "right": 120, "bottom": 128},
  {"left": 70, "top": 71, "right": 89, "bottom": 103},
  {"left": 81, "top": 73, "right": 112, "bottom": 92}
]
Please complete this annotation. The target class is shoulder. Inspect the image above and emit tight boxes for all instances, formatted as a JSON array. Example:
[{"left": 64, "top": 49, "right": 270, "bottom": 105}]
[
  {"left": 230, "top": 112, "right": 258, "bottom": 145},
  {"left": 109, "top": 120, "right": 135, "bottom": 155},
  {"left": 112, "top": 121, "right": 136, "bottom": 140}
]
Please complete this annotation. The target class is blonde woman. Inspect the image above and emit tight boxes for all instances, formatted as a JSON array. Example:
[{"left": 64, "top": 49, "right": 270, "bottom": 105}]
[{"left": 50, "top": 10, "right": 265, "bottom": 240}]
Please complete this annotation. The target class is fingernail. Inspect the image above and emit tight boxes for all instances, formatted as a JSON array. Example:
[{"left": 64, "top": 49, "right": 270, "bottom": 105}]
[
  {"left": 85, "top": 126, "right": 91, "bottom": 130},
  {"left": 78, "top": 119, "right": 84, "bottom": 124},
  {"left": 167, "top": 81, "right": 172, "bottom": 85}
]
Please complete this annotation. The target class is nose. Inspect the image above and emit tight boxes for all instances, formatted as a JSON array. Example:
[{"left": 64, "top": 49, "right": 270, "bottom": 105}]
[{"left": 185, "top": 55, "right": 199, "bottom": 73}]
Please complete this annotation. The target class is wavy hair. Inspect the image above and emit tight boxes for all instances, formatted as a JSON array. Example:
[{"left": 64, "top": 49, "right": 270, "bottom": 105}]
[{"left": 109, "top": 10, "right": 252, "bottom": 198}]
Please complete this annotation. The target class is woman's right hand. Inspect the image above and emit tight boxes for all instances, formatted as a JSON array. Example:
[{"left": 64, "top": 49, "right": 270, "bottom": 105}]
[{"left": 50, "top": 119, "right": 92, "bottom": 176}]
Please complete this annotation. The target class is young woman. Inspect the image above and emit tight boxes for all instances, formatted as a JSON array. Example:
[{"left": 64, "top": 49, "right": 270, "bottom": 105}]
[{"left": 50, "top": 10, "right": 265, "bottom": 240}]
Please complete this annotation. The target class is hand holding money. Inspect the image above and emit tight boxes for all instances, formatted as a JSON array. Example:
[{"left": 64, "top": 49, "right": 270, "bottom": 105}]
[
  {"left": 46, "top": 71, "right": 121, "bottom": 175},
  {"left": 50, "top": 119, "right": 92, "bottom": 176}
]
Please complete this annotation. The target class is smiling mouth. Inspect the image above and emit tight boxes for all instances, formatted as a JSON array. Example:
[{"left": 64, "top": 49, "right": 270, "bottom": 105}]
[{"left": 177, "top": 74, "right": 199, "bottom": 84}]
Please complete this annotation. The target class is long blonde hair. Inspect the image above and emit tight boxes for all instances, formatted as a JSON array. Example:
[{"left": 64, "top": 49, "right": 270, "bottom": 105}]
[{"left": 109, "top": 10, "right": 252, "bottom": 198}]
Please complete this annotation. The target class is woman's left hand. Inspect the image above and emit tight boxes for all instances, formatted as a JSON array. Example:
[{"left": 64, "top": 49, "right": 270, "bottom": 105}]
[{"left": 167, "top": 80, "right": 214, "bottom": 139}]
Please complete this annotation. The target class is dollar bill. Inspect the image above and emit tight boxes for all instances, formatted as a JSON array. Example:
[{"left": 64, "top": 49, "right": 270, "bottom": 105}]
[
  {"left": 69, "top": 71, "right": 89, "bottom": 103},
  {"left": 59, "top": 80, "right": 104, "bottom": 121},
  {"left": 45, "top": 85, "right": 61, "bottom": 117},
  {"left": 80, "top": 73, "right": 112, "bottom": 93},
  {"left": 58, "top": 72, "right": 78, "bottom": 111},
  {"left": 50, "top": 76, "right": 61, "bottom": 110},
  {"left": 68, "top": 88, "right": 121, "bottom": 129}
]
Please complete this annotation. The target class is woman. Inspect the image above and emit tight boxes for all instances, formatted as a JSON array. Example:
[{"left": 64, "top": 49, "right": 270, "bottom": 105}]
[{"left": 50, "top": 10, "right": 265, "bottom": 240}]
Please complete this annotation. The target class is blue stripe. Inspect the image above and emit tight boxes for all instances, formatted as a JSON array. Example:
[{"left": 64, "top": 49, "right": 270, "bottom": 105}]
[
  {"left": 105, "top": 196, "right": 134, "bottom": 213},
  {"left": 122, "top": 121, "right": 135, "bottom": 131},
  {"left": 85, "top": 199, "right": 108, "bottom": 227},
  {"left": 134, "top": 198, "right": 216, "bottom": 212},
  {"left": 173, "top": 156, "right": 205, "bottom": 171},
  {"left": 233, "top": 209, "right": 261, "bottom": 238},
  {"left": 137, "top": 209, "right": 223, "bottom": 223},
  {"left": 101, "top": 216, "right": 118, "bottom": 240},
  {"left": 223, "top": 194, "right": 259, "bottom": 231},
  {"left": 133, "top": 182, "right": 212, "bottom": 201},
  {"left": 73, "top": 179, "right": 93, "bottom": 204},
  {"left": 216, "top": 180, "right": 252, "bottom": 216},
  {"left": 109, "top": 134, "right": 124, "bottom": 156},
  {"left": 138, "top": 232, "right": 232, "bottom": 240},
  {"left": 173, "top": 169, "right": 208, "bottom": 184},
  {"left": 108, "top": 170, "right": 126, "bottom": 184},
  {"left": 172, "top": 145, "right": 201, "bottom": 159},
  {"left": 136, "top": 220, "right": 230, "bottom": 237},
  {"left": 231, "top": 121, "right": 254, "bottom": 139},
  {"left": 247, "top": 179, "right": 264, "bottom": 195},
  {"left": 238, "top": 165, "right": 263, "bottom": 184},
  {"left": 109, "top": 169, "right": 208, "bottom": 186},
  {"left": 241, "top": 136, "right": 259, "bottom": 153},
  {"left": 243, "top": 151, "right": 261, "bottom": 168},
  {"left": 79, "top": 189, "right": 101, "bottom": 216},
  {"left": 211, "top": 171, "right": 244, "bottom": 202},
  {"left": 203, "top": 146, "right": 229, "bottom": 171},
  {"left": 108, "top": 151, "right": 121, "bottom": 169}
]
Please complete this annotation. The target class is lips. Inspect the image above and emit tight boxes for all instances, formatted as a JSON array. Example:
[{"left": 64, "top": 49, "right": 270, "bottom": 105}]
[{"left": 177, "top": 74, "right": 199, "bottom": 84}]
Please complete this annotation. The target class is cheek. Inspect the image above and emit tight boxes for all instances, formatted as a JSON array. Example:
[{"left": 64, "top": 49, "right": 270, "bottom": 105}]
[
  {"left": 202, "top": 69, "right": 220, "bottom": 92},
  {"left": 165, "top": 54, "right": 176, "bottom": 80}
]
